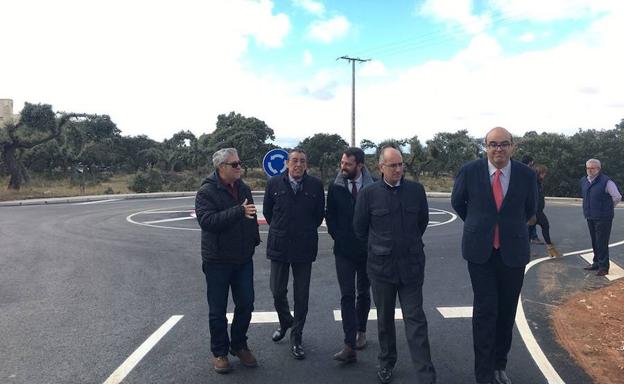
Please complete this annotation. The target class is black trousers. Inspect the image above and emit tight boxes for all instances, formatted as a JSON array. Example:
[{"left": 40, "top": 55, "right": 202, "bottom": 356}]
[
  {"left": 335, "top": 255, "right": 371, "bottom": 348},
  {"left": 270, "top": 260, "right": 312, "bottom": 344},
  {"left": 371, "top": 273, "right": 436, "bottom": 384},
  {"left": 587, "top": 218, "right": 612, "bottom": 272},
  {"left": 535, "top": 210, "right": 552, "bottom": 244},
  {"left": 468, "top": 250, "right": 525, "bottom": 383}
]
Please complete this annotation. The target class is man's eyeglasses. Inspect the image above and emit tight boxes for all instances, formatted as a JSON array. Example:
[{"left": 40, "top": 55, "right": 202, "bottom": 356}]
[
  {"left": 223, "top": 161, "right": 242, "bottom": 168},
  {"left": 383, "top": 162, "right": 404, "bottom": 169},
  {"left": 486, "top": 141, "right": 511, "bottom": 150}
]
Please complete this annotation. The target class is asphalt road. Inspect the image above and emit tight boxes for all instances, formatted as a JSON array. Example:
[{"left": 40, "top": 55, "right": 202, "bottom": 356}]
[{"left": 1, "top": 195, "right": 622, "bottom": 384}]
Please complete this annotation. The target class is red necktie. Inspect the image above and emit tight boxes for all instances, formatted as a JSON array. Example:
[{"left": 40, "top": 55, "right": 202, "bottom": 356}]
[
  {"left": 351, "top": 180, "right": 358, "bottom": 199},
  {"left": 492, "top": 169, "right": 503, "bottom": 249}
]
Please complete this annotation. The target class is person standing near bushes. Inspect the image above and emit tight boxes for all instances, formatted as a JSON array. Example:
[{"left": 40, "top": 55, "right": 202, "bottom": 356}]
[
  {"left": 533, "top": 164, "right": 561, "bottom": 257},
  {"left": 581, "top": 158, "right": 622, "bottom": 276}
]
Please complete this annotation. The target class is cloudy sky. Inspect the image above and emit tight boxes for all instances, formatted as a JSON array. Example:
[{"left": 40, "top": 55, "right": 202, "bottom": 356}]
[{"left": 1, "top": 0, "right": 623, "bottom": 146}]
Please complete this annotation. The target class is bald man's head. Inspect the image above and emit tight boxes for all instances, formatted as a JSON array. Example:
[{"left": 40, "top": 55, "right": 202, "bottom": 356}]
[{"left": 485, "top": 127, "right": 514, "bottom": 169}]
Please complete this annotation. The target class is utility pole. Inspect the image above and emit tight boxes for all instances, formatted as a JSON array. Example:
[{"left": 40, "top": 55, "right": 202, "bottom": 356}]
[{"left": 337, "top": 56, "right": 370, "bottom": 147}]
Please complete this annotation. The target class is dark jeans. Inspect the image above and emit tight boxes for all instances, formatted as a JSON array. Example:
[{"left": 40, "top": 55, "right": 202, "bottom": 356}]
[
  {"left": 535, "top": 210, "right": 552, "bottom": 244},
  {"left": 335, "top": 255, "right": 371, "bottom": 348},
  {"left": 270, "top": 260, "right": 312, "bottom": 344},
  {"left": 468, "top": 250, "right": 525, "bottom": 383},
  {"left": 202, "top": 260, "right": 255, "bottom": 357},
  {"left": 587, "top": 219, "right": 612, "bottom": 272},
  {"left": 528, "top": 224, "right": 538, "bottom": 240},
  {"left": 371, "top": 270, "right": 436, "bottom": 384}
]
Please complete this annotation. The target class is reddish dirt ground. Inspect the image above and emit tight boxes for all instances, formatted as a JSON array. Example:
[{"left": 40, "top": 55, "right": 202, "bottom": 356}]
[{"left": 552, "top": 279, "right": 624, "bottom": 384}]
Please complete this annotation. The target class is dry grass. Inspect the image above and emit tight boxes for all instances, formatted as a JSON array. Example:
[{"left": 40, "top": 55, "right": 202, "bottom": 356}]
[
  {"left": 0, "top": 175, "right": 132, "bottom": 201},
  {"left": 419, "top": 174, "right": 454, "bottom": 192},
  {"left": 0, "top": 172, "right": 455, "bottom": 201}
]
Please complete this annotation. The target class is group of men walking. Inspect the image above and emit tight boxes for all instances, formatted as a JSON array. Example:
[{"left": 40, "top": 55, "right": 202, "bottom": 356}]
[{"left": 194, "top": 126, "right": 620, "bottom": 384}]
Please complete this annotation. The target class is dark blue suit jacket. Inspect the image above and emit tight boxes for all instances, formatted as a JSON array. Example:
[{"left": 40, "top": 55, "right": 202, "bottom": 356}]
[{"left": 451, "top": 158, "right": 537, "bottom": 267}]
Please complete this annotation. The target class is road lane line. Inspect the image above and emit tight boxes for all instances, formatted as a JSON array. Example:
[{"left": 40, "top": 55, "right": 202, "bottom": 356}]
[
  {"left": 516, "top": 238, "right": 624, "bottom": 383},
  {"left": 73, "top": 199, "right": 121, "bottom": 205},
  {"left": 144, "top": 216, "right": 195, "bottom": 224},
  {"left": 437, "top": 306, "right": 473, "bottom": 318},
  {"left": 580, "top": 253, "right": 624, "bottom": 281},
  {"left": 226, "top": 311, "right": 294, "bottom": 323},
  {"left": 333, "top": 308, "right": 403, "bottom": 321},
  {"left": 102, "top": 315, "right": 183, "bottom": 384}
]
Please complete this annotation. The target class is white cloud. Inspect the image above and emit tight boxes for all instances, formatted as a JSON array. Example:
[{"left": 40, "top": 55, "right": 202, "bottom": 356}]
[
  {"left": 489, "top": 0, "right": 623, "bottom": 22},
  {"left": 292, "top": 0, "right": 325, "bottom": 16},
  {"left": 1, "top": 0, "right": 623, "bottom": 149},
  {"left": 0, "top": 0, "right": 291, "bottom": 141},
  {"left": 360, "top": 60, "right": 387, "bottom": 77},
  {"left": 303, "top": 49, "right": 313, "bottom": 66},
  {"left": 307, "top": 15, "right": 351, "bottom": 43},
  {"left": 351, "top": 11, "right": 624, "bottom": 143},
  {"left": 519, "top": 32, "right": 535, "bottom": 42},
  {"left": 419, "top": 0, "right": 490, "bottom": 34}
]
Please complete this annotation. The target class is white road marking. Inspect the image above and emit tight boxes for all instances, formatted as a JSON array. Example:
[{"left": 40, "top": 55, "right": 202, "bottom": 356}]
[
  {"left": 102, "top": 315, "right": 183, "bottom": 384},
  {"left": 437, "top": 306, "right": 473, "bottom": 318},
  {"left": 427, "top": 208, "right": 457, "bottom": 227},
  {"left": 72, "top": 199, "right": 121, "bottom": 205},
  {"left": 333, "top": 308, "right": 403, "bottom": 321},
  {"left": 516, "top": 238, "right": 624, "bottom": 383},
  {"left": 144, "top": 216, "right": 195, "bottom": 224},
  {"left": 579, "top": 252, "right": 624, "bottom": 281},
  {"left": 127, "top": 207, "right": 456, "bottom": 232},
  {"left": 226, "top": 311, "right": 294, "bottom": 323}
]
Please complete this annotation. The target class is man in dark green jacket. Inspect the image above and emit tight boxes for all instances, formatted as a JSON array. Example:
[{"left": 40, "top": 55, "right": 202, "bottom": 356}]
[{"left": 195, "top": 148, "right": 260, "bottom": 374}]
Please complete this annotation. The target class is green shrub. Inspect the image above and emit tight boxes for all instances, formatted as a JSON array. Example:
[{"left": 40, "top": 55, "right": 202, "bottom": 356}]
[{"left": 129, "top": 169, "right": 163, "bottom": 193}]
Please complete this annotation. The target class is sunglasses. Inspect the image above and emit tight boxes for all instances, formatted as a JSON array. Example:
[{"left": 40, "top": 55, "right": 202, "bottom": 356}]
[{"left": 223, "top": 161, "right": 242, "bottom": 168}]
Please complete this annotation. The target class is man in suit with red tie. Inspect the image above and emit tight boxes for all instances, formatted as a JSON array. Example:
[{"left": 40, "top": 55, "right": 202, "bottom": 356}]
[{"left": 451, "top": 127, "right": 537, "bottom": 384}]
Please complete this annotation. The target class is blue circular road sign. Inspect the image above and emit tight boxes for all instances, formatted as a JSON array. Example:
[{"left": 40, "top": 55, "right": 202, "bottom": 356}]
[{"left": 262, "top": 149, "right": 288, "bottom": 177}]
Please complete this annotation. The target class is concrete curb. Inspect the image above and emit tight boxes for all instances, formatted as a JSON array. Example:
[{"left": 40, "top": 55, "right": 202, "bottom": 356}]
[
  {"left": 0, "top": 191, "right": 588, "bottom": 207},
  {"left": 0, "top": 192, "right": 197, "bottom": 207}
]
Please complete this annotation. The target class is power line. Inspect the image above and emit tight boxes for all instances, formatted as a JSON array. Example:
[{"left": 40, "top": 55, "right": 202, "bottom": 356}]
[{"left": 337, "top": 56, "right": 370, "bottom": 147}]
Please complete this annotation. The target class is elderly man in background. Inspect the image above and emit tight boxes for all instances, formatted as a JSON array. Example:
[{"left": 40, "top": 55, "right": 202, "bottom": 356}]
[
  {"left": 195, "top": 148, "right": 261, "bottom": 374},
  {"left": 581, "top": 158, "right": 622, "bottom": 276}
]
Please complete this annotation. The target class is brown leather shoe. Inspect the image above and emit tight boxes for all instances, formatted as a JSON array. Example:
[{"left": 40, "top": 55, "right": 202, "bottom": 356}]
[
  {"left": 333, "top": 344, "right": 356, "bottom": 363},
  {"left": 355, "top": 331, "right": 367, "bottom": 350},
  {"left": 546, "top": 244, "right": 561, "bottom": 258},
  {"left": 596, "top": 270, "right": 609, "bottom": 277},
  {"left": 213, "top": 356, "right": 232, "bottom": 374},
  {"left": 230, "top": 348, "right": 258, "bottom": 367}
]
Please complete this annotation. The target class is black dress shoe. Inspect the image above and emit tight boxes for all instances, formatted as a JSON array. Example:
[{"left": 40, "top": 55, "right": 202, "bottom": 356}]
[
  {"left": 291, "top": 344, "right": 305, "bottom": 360},
  {"left": 584, "top": 264, "right": 599, "bottom": 271},
  {"left": 377, "top": 367, "right": 393, "bottom": 384},
  {"left": 494, "top": 369, "right": 512, "bottom": 384},
  {"left": 596, "top": 269, "right": 609, "bottom": 276},
  {"left": 272, "top": 325, "right": 290, "bottom": 342}
]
